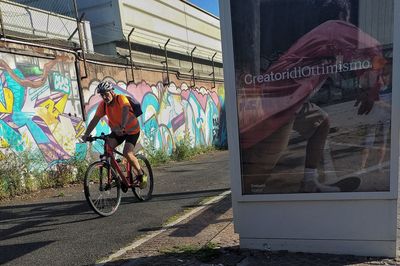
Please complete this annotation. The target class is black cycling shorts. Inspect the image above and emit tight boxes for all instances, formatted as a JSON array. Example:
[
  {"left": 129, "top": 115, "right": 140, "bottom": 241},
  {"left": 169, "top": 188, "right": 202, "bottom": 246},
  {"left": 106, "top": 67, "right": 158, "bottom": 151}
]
[{"left": 109, "top": 131, "right": 140, "bottom": 146}]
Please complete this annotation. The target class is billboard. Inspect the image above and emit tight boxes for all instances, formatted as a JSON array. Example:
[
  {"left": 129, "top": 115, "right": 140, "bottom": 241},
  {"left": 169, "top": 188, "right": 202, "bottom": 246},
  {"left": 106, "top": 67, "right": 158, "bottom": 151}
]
[{"left": 231, "top": 0, "right": 394, "bottom": 194}]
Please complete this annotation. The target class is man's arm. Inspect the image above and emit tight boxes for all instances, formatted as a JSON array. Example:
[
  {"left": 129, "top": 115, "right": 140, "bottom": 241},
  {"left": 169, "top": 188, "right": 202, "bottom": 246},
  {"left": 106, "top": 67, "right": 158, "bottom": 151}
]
[
  {"left": 82, "top": 115, "right": 101, "bottom": 141},
  {"left": 121, "top": 105, "right": 129, "bottom": 129},
  {"left": 114, "top": 105, "right": 130, "bottom": 136}
]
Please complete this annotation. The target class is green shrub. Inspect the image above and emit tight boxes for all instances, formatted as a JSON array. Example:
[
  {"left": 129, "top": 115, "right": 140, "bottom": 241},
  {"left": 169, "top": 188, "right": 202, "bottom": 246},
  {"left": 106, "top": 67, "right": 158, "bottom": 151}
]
[
  {"left": 46, "top": 153, "right": 90, "bottom": 187},
  {"left": 69, "top": 157, "right": 90, "bottom": 182},
  {"left": 0, "top": 151, "right": 26, "bottom": 197},
  {"left": 172, "top": 133, "right": 194, "bottom": 161},
  {"left": 0, "top": 148, "right": 91, "bottom": 200},
  {"left": 145, "top": 146, "right": 170, "bottom": 166},
  {"left": 0, "top": 177, "right": 8, "bottom": 199}
]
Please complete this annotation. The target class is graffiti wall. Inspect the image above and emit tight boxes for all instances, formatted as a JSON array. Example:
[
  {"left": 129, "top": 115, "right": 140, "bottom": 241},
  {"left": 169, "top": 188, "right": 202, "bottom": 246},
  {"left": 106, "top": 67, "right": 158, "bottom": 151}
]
[
  {"left": 85, "top": 78, "right": 226, "bottom": 155},
  {"left": 80, "top": 61, "right": 227, "bottom": 155},
  {"left": 0, "top": 47, "right": 226, "bottom": 169},
  {"left": 0, "top": 51, "right": 85, "bottom": 167}
]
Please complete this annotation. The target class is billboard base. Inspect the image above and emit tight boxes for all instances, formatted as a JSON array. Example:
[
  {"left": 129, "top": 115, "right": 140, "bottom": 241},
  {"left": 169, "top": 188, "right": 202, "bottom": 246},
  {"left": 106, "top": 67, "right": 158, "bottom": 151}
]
[
  {"left": 234, "top": 199, "right": 398, "bottom": 258},
  {"left": 240, "top": 238, "right": 397, "bottom": 257}
]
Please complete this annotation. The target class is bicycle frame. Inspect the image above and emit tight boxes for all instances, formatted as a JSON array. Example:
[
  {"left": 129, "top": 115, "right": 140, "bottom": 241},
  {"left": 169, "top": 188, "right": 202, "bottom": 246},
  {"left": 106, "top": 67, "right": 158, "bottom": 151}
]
[{"left": 102, "top": 141, "right": 134, "bottom": 188}]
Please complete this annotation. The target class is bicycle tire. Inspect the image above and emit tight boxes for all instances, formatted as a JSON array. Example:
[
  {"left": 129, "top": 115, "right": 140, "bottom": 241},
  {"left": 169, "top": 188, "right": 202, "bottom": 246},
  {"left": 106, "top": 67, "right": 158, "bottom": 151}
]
[
  {"left": 132, "top": 154, "right": 154, "bottom": 201},
  {"left": 84, "top": 161, "right": 121, "bottom": 216}
]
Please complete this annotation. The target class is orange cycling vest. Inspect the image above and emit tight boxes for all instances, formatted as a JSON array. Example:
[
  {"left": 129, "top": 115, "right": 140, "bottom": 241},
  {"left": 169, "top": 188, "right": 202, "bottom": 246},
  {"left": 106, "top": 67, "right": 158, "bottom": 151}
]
[{"left": 95, "top": 94, "right": 140, "bottom": 135}]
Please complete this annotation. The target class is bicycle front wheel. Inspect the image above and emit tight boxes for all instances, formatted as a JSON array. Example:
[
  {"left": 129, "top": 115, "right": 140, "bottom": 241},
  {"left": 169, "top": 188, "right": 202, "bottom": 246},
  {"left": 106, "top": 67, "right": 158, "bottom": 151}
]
[
  {"left": 132, "top": 154, "right": 154, "bottom": 201},
  {"left": 84, "top": 161, "right": 121, "bottom": 216}
]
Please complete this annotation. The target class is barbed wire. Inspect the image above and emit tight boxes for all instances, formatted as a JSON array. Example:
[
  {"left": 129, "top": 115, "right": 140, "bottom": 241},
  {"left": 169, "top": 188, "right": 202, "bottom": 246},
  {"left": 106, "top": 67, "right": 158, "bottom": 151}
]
[{"left": 100, "top": 24, "right": 222, "bottom": 62}]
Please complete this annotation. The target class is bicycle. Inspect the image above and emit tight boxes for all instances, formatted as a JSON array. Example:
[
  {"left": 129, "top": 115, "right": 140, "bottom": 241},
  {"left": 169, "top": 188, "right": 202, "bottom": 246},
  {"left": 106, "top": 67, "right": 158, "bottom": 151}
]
[{"left": 83, "top": 133, "right": 154, "bottom": 216}]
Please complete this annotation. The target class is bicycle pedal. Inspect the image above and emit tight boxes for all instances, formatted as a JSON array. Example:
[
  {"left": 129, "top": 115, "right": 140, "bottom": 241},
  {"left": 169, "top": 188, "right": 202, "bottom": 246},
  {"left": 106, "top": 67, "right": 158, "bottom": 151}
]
[{"left": 132, "top": 178, "right": 141, "bottom": 187}]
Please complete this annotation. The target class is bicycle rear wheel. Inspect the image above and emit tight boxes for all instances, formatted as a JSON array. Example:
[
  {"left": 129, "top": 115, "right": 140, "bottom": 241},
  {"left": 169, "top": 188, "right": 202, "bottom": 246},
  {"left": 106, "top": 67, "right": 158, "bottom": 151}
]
[
  {"left": 84, "top": 161, "right": 121, "bottom": 216},
  {"left": 132, "top": 154, "right": 154, "bottom": 201}
]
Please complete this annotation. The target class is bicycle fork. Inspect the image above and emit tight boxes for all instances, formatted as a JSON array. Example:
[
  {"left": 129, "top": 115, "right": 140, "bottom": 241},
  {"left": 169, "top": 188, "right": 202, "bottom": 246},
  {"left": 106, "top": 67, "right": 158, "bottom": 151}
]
[{"left": 99, "top": 159, "right": 112, "bottom": 192}]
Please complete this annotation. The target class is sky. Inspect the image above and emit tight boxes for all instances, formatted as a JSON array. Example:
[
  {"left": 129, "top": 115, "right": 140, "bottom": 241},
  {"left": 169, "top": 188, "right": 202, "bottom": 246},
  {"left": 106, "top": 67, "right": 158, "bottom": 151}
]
[{"left": 188, "top": 0, "right": 219, "bottom": 17}]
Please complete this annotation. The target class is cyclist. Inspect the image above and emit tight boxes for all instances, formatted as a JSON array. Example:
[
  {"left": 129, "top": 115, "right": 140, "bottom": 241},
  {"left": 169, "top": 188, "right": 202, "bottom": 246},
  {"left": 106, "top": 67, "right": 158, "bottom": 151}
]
[{"left": 82, "top": 81, "right": 147, "bottom": 190}]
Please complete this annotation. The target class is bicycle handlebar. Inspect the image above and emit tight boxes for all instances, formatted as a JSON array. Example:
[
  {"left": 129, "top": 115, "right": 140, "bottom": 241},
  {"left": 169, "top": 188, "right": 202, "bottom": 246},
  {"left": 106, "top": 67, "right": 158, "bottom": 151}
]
[
  {"left": 84, "top": 133, "right": 125, "bottom": 157},
  {"left": 85, "top": 133, "right": 109, "bottom": 142}
]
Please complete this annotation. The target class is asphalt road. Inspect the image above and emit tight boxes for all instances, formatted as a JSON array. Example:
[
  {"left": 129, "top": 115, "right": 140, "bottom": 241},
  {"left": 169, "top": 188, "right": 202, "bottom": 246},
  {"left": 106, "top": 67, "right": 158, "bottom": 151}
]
[{"left": 0, "top": 150, "right": 230, "bottom": 266}]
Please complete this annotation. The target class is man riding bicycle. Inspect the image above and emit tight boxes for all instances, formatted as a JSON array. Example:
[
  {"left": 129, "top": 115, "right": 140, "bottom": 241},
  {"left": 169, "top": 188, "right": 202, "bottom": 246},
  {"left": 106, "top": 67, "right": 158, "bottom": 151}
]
[{"left": 82, "top": 81, "right": 147, "bottom": 189}]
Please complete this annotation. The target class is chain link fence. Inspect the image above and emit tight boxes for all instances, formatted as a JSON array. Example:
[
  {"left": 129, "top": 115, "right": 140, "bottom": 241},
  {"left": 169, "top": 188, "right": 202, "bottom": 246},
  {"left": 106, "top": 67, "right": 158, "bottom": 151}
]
[{"left": 0, "top": 0, "right": 90, "bottom": 50}]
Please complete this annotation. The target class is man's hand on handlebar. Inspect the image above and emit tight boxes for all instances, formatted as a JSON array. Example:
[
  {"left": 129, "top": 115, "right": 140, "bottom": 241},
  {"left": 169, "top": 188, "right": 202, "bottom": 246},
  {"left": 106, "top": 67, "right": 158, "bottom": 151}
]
[
  {"left": 81, "top": 134, "right": 93, "bottom": 142},
  {"left": 81, "top": 133, "right": 107, "bottom": 142}
]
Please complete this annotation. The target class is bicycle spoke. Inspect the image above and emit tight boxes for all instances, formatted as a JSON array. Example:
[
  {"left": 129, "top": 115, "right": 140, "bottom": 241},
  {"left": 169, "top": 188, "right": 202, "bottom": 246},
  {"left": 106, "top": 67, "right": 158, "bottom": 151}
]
[
  {"left": 84, "top": 162, "right": 121, "bottom": 216},
  {"left": 132, "top": 154, "right": 154, "bottom": 201}
]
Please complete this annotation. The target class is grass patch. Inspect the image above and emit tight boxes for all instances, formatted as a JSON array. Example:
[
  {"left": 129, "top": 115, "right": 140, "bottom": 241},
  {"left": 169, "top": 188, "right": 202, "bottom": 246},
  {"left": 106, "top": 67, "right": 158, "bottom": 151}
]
[
  {"left": 162, "top": 207, "right": 196, "bottom": 226},
  {"left": 161, "top": 242, "right": 220, "bottom": 263},
  {"left": 198, "top": 196, "right": 216, "bottom": 205}
]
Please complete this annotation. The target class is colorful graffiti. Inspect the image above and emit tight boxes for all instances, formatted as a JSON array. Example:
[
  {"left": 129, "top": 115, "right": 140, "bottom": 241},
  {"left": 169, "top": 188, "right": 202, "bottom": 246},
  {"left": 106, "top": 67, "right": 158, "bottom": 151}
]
[
  {"left": 0, "top": 52, "right": 85, "bottom": 166},
  {"left": 0, "top": 49, "right": 227, "bottom": 169},
  {"left": 85, "top": 79, "right": 226, "bottom": 154}
]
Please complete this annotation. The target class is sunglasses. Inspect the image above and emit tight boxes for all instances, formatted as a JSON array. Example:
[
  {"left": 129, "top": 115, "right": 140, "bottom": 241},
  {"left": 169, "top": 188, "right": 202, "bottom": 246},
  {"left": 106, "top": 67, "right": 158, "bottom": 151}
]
[{"left": 100, "top": 92, "right": 111, "bottom": 98}]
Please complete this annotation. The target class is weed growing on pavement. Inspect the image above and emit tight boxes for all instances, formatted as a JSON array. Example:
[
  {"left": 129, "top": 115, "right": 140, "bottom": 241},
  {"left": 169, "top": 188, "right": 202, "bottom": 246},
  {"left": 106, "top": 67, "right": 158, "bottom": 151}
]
[
  {"left": 162, "top": 207, "right": 196, "bottom": 226},
  {"left": 172, "top": 133, "right": 194, "bottom": 161},
  {"left": 171, "top": 133, "right": 216, "bottom": 161},
  {"left": 143, "top": 132, "right": 217, "bottom": 165},
  {"left": 161, "top": 242, "right": 220, "bottom": 263},
  {"left": 146, "top": 148, "right": 170, "bottom": 166}
]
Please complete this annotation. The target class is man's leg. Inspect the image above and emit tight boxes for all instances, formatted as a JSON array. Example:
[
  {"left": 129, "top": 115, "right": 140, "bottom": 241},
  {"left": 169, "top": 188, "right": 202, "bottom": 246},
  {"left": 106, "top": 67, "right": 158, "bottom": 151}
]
[
  {"left": 123, "top": 141, "right": 148, "bottom": 189},
  {"left": 122, "top": 132, "right": 142, "bottom": 176},
  {"left": 122, "top": 132, "right": 148, "bottom": 188},
  {"left": 106, "top": 137, "right": 119, "bottom": 151},
  {"left": 305, "top": 116, "right": 330, "bottom": 169},
  {"left": 293, "top": 103, "right": 339, "bottom": 192},
  {"left": 123, "top": 142, "right": 142, "bottom": 176},
  {"left": 241, "top": 120, "right": 294, "bottom": 193}
]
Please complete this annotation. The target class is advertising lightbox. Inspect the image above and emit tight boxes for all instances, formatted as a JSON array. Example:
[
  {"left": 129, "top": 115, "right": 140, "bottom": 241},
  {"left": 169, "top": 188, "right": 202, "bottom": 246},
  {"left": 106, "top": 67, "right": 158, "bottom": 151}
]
[{"left": 230, "top": 0, "right": 394, "bottom": 195}]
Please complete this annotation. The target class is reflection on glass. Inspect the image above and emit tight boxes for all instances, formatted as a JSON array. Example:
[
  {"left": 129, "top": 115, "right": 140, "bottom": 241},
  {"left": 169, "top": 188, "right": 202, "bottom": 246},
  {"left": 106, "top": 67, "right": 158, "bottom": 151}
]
[{"left": 231, "top": 0, "right": 393, "bottom": 194}]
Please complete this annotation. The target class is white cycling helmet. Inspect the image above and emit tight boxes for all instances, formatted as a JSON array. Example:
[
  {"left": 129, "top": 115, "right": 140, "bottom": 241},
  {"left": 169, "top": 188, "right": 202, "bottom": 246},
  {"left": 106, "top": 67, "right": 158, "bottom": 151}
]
[{"left": 96, "top": 81, "right": 114, "bottom": 94}]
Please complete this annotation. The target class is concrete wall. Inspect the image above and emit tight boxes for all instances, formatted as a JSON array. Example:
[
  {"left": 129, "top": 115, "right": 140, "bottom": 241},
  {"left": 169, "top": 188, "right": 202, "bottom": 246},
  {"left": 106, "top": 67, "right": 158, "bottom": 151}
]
[
  {"left": 66, "top": 0, "right": 222, "bottom": 63},
  {"left": 119, "top": 0, "right": 222, "bottom": 62}
]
